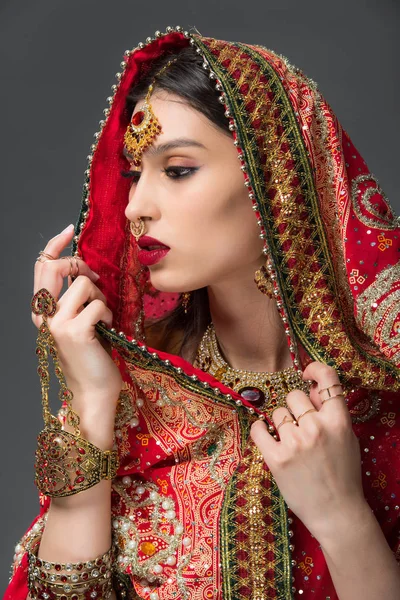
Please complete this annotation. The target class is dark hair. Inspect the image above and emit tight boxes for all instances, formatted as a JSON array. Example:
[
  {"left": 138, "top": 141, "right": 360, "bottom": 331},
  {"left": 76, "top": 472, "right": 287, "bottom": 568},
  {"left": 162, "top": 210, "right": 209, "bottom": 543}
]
[{"left": 124, "top": 47, "right": 231, "bottom": 360}]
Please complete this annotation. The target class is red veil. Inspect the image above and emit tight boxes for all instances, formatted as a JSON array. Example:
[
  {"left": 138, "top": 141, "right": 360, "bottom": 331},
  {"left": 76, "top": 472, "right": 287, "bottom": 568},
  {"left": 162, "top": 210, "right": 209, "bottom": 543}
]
[{"left": 5, "top": 27, "right": 400, "bottom": 600}]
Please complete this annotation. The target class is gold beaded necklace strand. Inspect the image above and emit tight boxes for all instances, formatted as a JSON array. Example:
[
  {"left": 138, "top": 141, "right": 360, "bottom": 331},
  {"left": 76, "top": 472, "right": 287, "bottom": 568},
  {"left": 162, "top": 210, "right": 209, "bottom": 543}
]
[{"left": 194, "top": 323, "right": 309, "bottom": 414}]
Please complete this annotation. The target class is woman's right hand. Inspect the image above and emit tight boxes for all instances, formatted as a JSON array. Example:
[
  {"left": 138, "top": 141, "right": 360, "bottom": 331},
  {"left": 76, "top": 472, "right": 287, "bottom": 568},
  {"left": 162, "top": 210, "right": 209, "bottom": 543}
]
[{"left": 32, "top": 224, "right": 123, "bottom": 445}]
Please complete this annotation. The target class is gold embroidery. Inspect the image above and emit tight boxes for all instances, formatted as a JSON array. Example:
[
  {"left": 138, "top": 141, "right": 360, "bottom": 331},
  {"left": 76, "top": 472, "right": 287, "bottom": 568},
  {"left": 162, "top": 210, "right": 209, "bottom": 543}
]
[
  {"left": 298, "top": 556, "right": 314, "bottom": 577},
  {"left": 111, "top": 478, "right": 191, "bottom": 598},
  {"left": 372, "top": 471, "right": 387, "bottom": 489},
  {"left": 380, "top": 411, "right": 396, "bottom": 427},
  {"left": 111, "top": 361, "right": 242, "bottom": 599},
  {"left": 351, "top": 174, "right": 400, "bottom": 230},
  {"left": 349, "top": 269, "right": 366, "bottom": 285},
  {"left": 115, "top": 383, "right": 139, "bottom": 459},
  {"left": 221, "top": 440, "right": 293, "bottom": 599},
  {"left": 126, "top": 367, "right": 232, "bottom": 488},
  {"left": 350, "top": 391, "right": 381, "bottom": 423},
  {"left": 246, "top": 445, "right": 275, "bottom": 598},
  {"left": 378, "top": 233, "right": 393, "bottom": 252},
  {"left": 356, "top": 263, "right": 400, "bottom": 364}
]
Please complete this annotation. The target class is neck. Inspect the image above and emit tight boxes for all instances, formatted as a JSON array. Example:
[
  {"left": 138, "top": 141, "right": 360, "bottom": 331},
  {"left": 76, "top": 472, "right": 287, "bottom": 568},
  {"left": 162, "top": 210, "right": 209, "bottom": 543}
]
[{"left": 207, "top": 265, "right": 292, "bottom": 373}]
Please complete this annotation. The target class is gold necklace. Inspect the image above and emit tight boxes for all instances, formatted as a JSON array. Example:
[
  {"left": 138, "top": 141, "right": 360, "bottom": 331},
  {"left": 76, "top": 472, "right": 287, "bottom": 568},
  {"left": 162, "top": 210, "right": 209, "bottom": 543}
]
[{"left": 194, "top": 323, "right": 309, "bottom": 413}]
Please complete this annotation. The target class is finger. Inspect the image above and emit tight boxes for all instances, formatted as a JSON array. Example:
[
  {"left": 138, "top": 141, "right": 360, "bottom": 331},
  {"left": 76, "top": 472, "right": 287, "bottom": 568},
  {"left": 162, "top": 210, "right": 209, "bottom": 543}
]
[
  {"left": 32, "top": 263, "right": 100, "bottom": 331},
  {"left": 56, "top": 276, "right": 108, "bottom": 321},
  {"left": 285, "top": 389, "right": 317, "bottom": 421},
  {"left": 34, "top": 224, "right": 75, "bottom": 278},
  {"left": 34, "top": 225, "right": 99, "bottom": 290},
  {"left": 73, "top": 298, "right": 113, "bottom": 330},
  {"left": 250, "top": 420, "right": 278, "bottom": 464},
  {"left": 302, "top": 361, "right": 345, "bottom": 411},
  {"left": 34, "top": 258, "right": 99, "bottom": 294}
]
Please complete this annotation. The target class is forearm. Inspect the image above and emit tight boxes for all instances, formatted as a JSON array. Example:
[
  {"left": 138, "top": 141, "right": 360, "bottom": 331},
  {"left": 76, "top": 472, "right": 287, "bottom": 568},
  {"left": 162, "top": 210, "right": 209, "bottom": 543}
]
[
  {"left": 319, "top": 501, "right": 400, "bottom": 599},
  {"left": 27, "top": 405, "right": 117, "bottom": 599}
]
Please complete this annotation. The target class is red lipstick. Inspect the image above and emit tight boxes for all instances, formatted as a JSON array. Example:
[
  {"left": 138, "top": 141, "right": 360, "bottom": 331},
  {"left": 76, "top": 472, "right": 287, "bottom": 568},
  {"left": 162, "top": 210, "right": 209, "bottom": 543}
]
[
  {"left": 137, "top": 236, "right": 169, "bottom": 250},
  {"left": 136, "top": 236, "right": 170, "bottom": 266}
]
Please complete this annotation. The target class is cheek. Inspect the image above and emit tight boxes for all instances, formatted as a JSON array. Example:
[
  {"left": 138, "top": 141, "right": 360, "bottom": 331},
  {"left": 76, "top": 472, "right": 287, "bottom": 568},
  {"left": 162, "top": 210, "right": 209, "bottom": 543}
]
[{"left": 174, "top": 169, "right": 262, "bottom": 260}]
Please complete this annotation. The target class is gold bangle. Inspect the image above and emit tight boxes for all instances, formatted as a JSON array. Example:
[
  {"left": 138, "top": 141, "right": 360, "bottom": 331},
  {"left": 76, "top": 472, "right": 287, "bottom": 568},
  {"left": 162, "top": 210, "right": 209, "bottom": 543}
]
[{"left": 27, "top": 543, "right": 114, "bottom": 599}]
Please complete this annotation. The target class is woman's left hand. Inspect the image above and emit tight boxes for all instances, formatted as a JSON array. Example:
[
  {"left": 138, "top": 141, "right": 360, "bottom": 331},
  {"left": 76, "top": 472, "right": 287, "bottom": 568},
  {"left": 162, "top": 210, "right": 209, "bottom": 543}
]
[{"left": 250, "top": 361, "right": 366, "bottom": 545}]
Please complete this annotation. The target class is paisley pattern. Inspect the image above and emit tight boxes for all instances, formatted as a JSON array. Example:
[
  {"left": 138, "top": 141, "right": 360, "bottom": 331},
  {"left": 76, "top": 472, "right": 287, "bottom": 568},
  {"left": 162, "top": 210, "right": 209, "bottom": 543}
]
[
  {"left": 356, "top": 263, "right": 400, "bottom": 364},
  {"left": 351, "top": 174, "right": 400, "bottom": 230}
]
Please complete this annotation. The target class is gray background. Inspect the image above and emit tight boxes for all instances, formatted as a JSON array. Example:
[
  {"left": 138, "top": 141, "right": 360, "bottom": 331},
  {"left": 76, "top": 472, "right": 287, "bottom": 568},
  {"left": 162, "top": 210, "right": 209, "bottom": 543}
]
[{"left": 1, "top": 0, "right": 398, "bottom": 592}]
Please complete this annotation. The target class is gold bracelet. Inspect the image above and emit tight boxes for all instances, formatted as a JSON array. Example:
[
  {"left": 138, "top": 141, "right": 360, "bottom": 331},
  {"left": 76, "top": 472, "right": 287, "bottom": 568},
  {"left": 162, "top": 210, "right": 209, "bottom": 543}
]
[
  {"left": 27, "top": 542, "right": 114, "bottom": 599},
  {"left": 31, "top": 288, "right": 119, "bottom": 497},
  {"left": 35, "top": 428, "right": 119, "bottom": 497}
]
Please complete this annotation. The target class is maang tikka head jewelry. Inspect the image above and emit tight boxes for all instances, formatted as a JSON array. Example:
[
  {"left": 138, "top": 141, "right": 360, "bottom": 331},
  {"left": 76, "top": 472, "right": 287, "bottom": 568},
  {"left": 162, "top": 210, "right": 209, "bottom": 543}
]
[{"left": 123, "top": 57, "right": 179, "bottom": 167}]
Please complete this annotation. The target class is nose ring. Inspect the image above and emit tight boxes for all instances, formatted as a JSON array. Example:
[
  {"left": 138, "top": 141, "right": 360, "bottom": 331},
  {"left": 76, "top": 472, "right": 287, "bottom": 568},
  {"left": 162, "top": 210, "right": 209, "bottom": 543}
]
[{"left": 130, "top": 219, "right": 146, "bottom": 241}]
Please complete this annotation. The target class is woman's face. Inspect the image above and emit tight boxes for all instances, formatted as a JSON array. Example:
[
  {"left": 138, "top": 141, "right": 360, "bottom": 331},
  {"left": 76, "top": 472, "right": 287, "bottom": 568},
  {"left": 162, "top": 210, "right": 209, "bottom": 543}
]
[{"left": 124, "top": 91, "right": 264, "bottom": 292}]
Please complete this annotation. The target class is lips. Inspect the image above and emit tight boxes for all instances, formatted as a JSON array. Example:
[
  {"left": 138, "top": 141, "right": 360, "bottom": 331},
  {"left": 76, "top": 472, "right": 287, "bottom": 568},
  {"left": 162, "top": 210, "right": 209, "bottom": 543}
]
[
  {"left": 135, "top": 235, "right": 170, "bottom": 266},
  {"left": 137, "top": 235, "right": 170, "bottom": 250}
]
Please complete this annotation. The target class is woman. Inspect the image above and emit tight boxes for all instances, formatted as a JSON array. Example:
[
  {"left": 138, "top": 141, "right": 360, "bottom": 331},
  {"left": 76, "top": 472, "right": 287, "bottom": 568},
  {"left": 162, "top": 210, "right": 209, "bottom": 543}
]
[{"left": 5, "top": 26, "right": 400, "bottom": 600}]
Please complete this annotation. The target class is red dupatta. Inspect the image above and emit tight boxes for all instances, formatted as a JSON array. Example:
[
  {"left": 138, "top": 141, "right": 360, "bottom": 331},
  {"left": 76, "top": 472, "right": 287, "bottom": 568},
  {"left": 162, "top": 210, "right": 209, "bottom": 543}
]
[{"left": 5, "top": 27, "right": 400, "bottom": 600}]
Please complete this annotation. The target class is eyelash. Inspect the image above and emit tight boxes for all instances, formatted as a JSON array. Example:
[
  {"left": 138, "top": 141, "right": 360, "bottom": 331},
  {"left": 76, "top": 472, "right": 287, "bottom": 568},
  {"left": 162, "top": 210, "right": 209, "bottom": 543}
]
[{"left": 120, "top": 166, "right": 197, "bottom": 184}]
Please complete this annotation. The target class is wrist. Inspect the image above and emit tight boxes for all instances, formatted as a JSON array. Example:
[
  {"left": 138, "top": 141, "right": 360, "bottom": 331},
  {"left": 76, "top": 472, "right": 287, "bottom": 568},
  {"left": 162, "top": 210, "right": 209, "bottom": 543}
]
[
  {"left": 317, "top": 498, "right": 375, "bottom": 554},
  {"left": 63, "top": 409, "right": 117, "bottom": 451}
]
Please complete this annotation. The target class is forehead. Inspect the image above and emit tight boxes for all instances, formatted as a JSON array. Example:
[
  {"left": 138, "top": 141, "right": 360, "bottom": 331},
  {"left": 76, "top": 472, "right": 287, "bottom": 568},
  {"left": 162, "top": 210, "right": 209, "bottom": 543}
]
[{"left": 135, "top": 92, "right": 212, "bottom": 129}]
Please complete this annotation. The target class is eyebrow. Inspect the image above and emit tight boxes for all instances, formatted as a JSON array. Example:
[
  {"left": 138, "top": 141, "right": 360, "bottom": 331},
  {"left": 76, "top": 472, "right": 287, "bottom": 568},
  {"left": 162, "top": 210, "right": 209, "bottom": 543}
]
[{"left": 122, "top": 137, "right": 206, "bottom": 160}]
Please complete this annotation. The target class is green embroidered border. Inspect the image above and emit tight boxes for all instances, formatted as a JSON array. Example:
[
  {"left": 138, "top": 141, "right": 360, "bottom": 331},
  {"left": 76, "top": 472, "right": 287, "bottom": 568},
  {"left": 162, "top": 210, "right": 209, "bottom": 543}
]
[
  {"left": 220, "top": 447, "right": 293, "bottom": 599},
  {"left": 193, "top": 39, "right": 337, "bottom": 367},
  {"left": 220, "top": 467, "right": 240, "bottom": 598}
]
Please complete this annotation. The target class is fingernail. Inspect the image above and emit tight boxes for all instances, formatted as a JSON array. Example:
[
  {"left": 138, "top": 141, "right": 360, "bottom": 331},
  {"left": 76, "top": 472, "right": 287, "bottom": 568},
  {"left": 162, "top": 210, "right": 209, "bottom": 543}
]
[
  {"left": 61, "top": 224, "right": 74, "bottom": 234},
  {"left": 93, "top": 271, "right": 100, "bottom": 280}
]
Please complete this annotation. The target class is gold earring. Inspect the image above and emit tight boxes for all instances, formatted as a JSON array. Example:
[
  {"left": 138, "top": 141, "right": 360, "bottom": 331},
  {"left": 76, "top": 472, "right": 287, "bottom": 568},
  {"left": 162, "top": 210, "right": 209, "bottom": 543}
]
[
  {"left": 254, "top": 265, "right": 274, "bottom": 299},
  {"left": 181, "top": 292, "right": 191, "bottom": 314},
  {"left": 130, "top": 219, "right": 146, "bottom": 241}
]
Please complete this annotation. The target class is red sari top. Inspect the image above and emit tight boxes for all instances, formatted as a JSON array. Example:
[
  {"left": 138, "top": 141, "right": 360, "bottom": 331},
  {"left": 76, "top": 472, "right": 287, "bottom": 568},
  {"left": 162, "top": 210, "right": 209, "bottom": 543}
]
[{"left": 5, "top": 26, "right": 400, "bottom": 600}]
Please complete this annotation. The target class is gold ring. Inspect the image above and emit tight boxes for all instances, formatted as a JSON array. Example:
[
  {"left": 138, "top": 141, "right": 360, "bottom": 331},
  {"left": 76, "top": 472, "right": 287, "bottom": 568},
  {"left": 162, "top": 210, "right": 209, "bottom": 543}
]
[
  {"left": 39, "top": 251, "right": 57, "bottom": 260},
  {"left": 58, "top": 256, "right": 81, "bottom": 280},
  {"left": 319, "top": 383, "right": 342, "bottom": 397},
  {"left": 36, "top": 251, "right": 57, "bottom": 263},
  {"left": 296, "top": 408, "right": 317, "bottom": 423},
  {"left": 321, "top": 393, "right": 344, "bottom": 405},
  {"left": 276, "top": 414, "right": 297, "bottom": 432},
  {"left": 61, "top": 256, "right": 74, "bottom": 277},
  {"left": 72, "top": 257, "right": 80, "bottom": 279}
]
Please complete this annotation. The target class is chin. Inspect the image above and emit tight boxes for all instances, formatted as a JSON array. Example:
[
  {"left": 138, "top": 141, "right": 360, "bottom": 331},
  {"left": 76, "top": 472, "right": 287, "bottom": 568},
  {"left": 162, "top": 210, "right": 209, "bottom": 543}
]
[
  {"left": 147, "top": 269, "right": 195, "bottom": 295},
  {"left": 147, "top": 272, "right": 182, "bottom": 294}
]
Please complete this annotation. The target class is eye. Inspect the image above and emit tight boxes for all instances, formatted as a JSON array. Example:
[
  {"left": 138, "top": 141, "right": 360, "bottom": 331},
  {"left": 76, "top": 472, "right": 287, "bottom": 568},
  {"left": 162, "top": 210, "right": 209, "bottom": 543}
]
[
  {"left": 164, "top": 166, "right": 198, "bottom": 179},
  {"left": 121, "top": 169, "right": 141, "bottom": 185}
]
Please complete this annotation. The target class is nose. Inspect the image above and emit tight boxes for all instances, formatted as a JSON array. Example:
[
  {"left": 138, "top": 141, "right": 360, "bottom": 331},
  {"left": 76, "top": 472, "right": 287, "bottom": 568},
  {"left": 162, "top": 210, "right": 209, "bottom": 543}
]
[{"left": 124, "top": 174, "right": 160, "bottom": 223}]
